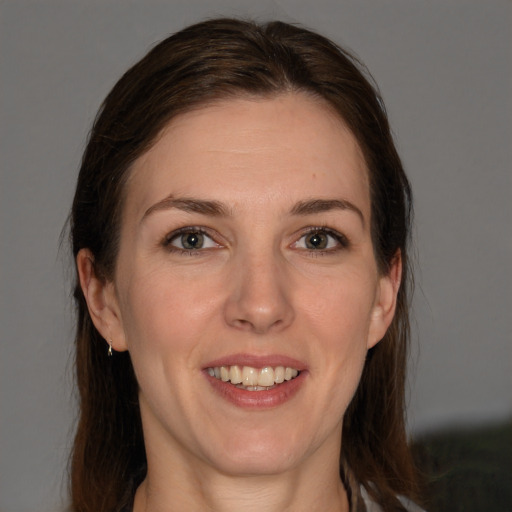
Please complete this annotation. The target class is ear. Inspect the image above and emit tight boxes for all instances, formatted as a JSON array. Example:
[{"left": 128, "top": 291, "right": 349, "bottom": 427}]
[
  {"left": 367, "top": 251, "right": 402, "bottom": 349},
  {"left": 76, "top": 248, "right": 128, "bottom": 352}
]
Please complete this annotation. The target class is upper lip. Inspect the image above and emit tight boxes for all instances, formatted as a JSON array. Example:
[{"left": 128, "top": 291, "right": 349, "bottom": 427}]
[{"left": 203, "top": 353, "right": 307, "bottom": 371}]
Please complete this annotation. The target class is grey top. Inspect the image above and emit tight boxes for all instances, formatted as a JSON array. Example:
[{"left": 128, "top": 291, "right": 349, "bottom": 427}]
[{"left": 360, "top": 486, "right": 425, "bottom": 512}]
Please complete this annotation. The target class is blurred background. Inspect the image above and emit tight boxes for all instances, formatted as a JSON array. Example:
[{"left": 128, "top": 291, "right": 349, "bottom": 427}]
[{"left": 1, "top": 1, "right": 510, "bottom": 511}]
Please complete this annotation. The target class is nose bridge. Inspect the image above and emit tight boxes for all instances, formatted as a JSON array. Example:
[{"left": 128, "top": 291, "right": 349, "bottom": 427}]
[{"left": 224, "top": 242, "right": 294, "bottom": 334}]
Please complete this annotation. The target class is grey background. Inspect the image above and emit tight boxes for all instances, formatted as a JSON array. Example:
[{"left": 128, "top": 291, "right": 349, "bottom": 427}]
[{"left": 1, "top": 1, "right": 510, "bottom": 511}]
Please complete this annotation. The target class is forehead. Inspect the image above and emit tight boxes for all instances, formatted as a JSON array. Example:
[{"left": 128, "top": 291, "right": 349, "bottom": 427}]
[{"left": 125, "top": 93, "right": 370, "bottom": 220}]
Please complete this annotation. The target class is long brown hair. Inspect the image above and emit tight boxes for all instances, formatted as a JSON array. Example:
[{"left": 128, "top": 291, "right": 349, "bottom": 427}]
[{"left": 70, "top": 18, "right": 417, "bottom": 511}]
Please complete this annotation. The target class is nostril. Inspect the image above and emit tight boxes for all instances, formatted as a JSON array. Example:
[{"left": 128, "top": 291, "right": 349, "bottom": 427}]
[
  {"left": 231, "top": 316, "right": 284, "bottom": 334},
  {"left": 231, "top": 318, "right": 252, "bottom": 330}
]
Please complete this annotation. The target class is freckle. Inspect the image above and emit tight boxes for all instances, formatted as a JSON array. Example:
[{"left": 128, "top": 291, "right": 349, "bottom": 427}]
[{"left": 312, "top": 173, "right": 317, "bottom": 179}]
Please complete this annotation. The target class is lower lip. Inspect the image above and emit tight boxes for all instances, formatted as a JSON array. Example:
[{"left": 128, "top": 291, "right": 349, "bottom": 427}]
[{"left": 205, "top": 371, "right": 307, "bottom": 409}]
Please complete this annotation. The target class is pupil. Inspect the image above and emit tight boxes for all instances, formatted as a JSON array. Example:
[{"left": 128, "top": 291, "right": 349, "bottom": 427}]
[
  {"left": 182, "top": 232, "right": 203, "bottom": 249},
  {"left": 306, "top": 232, "right": 327, "bottom": 249}
]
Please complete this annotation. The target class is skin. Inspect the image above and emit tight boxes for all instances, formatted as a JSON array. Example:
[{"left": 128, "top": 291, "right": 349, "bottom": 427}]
[{"left": 78, "top": 93, "right": 401, "bottom": 512}]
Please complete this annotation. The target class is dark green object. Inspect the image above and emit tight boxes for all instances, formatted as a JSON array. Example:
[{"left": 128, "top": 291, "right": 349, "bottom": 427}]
[{"left": 412, "top": 420, "right": 512, "bottom": 512}]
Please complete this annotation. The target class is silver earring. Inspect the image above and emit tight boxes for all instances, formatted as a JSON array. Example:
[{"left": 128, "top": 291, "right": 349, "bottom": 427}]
[{"left": 107, "top": 341, "right": 113, "bottom": 357}]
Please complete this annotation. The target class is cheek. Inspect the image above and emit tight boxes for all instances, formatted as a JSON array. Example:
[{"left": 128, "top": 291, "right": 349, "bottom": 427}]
[
  {"left": 301, "top": 269, "right": 377, "bottom": 337},
  {"left": 118, "top": 266, "right": 223, "bottom": 355},
  {"left": 116, "top": 271, "right": 210, "bottom": 406},
  {"left": 301, "top": 269, "right": 377, "bottom": 389}
]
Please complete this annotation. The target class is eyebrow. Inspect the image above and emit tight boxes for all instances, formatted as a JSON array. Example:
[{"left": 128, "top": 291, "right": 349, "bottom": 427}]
[
  {"left": 142, "top": 196, "right": 230, "bottom": 220},
  {"left": 290, "top": 198, "right": 365, "bottom": 226},
  {"left": 142, "top": 195, "right": 364, "bottom": 226}
]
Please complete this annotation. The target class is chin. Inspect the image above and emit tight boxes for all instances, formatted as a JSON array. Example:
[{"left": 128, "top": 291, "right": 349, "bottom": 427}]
[
  {"left": 202, "top": 429, "right": 308, "bottom": 477},
  {"left": 212, "top": 451, "right": 299, "bottom": 477}
]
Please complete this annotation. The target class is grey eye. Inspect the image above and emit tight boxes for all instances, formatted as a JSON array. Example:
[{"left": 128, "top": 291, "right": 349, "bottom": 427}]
[
  {"left": 168, "top": 230, "right": 218, "bottom": 251},
  {"left": 179, "top": 232, "right": 205, "bottom": 250},
  {"left": 295, "top": 230, "right": 342, "bottom": 251},
  {"left": 305, "top": 232, "right": 329, "bottom": 250}
]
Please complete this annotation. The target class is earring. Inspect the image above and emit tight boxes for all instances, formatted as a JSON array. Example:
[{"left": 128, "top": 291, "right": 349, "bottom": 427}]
[{"left": 107, "top": 341, "right": 113, "bottom": 357}]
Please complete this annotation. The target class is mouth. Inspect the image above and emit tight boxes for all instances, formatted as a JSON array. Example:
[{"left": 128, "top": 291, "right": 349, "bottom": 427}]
[{"left": 206, "top": 365, "right": 300, "bottom": 391}]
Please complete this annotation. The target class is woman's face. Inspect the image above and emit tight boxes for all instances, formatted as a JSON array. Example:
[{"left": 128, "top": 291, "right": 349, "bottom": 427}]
[{"left": 85, "top": 93, "right": 399, "bottom": 477}]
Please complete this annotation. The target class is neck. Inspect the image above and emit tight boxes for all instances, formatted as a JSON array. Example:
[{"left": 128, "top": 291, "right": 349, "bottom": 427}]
[
  {"left": 134, "top": 470, "right": 348, "bottom": 512},
  {"left": 133, "top": 439, "right": 349, "bottom": 512}
]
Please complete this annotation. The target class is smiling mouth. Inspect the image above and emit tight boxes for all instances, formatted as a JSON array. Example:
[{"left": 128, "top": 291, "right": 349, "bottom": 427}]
[{"left": 206, "top": 365, "right": 300, "bottom": 391}]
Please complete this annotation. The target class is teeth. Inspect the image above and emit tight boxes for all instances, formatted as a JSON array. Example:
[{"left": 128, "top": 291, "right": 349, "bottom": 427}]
[
  {"left": 242, "top": 366, "right": 258, "bottom": 386},
  {"left": 285, "top": 367, "right": 298, "bottom": 380},
  {"left": 220, "top": 366, "right": 230, "bottom": 382},
  {"left": 229, "top": 365, "right": 242, "bottom": 384},
  {"left": 258, "top": 367, "right": 275, "bottom": 387},
  {"left": 207, "top": 365, "right": 300, "bottom": 388}
]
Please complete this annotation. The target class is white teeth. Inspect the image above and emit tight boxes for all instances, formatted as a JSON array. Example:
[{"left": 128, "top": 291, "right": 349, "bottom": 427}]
[
  {"left": 220, "top": 366, "right": 230, "bottom": 382},
  {"left": 258, "top": 367, "right": 274, "bottom": 387},
  {"left": 229, "top": 365, "right": 242, "bottom": 384},
  {"left": 207, "top": 364, "right": 300, "bottom": 388},
  {"left": 242, "top": 366, "right": 258, "bottom": 386},
  {"left": 240, "top": 386, "right": 272, "bottom": 391}
]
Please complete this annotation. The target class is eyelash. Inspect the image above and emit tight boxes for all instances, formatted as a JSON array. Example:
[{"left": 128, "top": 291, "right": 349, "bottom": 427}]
[
  {"left": 162, "top": 226, "right": 219, "bottom": 256},
  {"left": 161, "top": 226, "right": 350, "bottom": 256},
  {"left": 295, "top": 226, "right": 350, "bottom": 255}
]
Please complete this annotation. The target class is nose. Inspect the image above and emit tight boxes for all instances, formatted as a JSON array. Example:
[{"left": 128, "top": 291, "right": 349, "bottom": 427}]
[{"left": 224, "top": 251, "right": 295, "bottom": 334}]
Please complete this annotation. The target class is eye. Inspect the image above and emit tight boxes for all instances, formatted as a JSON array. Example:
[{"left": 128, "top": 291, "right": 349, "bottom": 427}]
[
  {"left": 165, "top": 228, "right": 219, "bottom": 252},
  {"left": 294, "top": 228, "right": 348, "bottom": 252}
]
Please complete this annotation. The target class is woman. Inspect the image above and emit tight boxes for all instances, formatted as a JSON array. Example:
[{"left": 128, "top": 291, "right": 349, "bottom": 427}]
[{"left": 70, "top": 18, "right": 421, "bottom": 512}]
